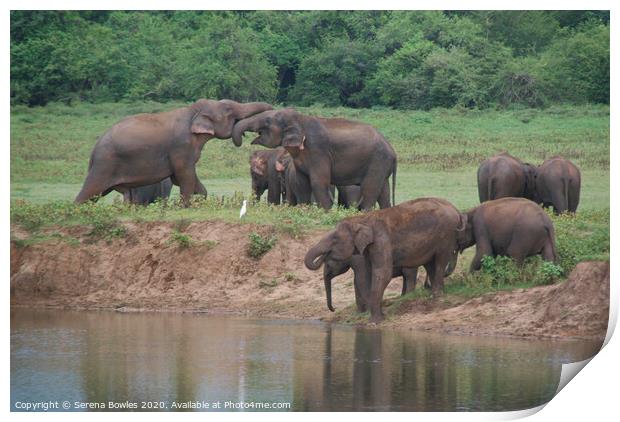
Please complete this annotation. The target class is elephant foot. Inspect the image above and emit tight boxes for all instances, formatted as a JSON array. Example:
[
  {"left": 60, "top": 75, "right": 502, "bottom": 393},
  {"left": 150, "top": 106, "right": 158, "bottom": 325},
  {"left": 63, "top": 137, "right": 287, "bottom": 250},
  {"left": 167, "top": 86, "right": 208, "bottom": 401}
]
[{"left": 368, "top": 313, "right": 384, "bottom": 324}]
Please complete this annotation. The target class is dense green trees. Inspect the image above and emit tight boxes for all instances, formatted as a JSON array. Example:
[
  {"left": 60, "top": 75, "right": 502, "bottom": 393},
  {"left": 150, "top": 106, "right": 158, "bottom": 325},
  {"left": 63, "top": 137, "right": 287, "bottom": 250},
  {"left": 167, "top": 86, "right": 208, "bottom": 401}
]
[{"left": 10, "top": 10, "right": 609, "bottom": 108}]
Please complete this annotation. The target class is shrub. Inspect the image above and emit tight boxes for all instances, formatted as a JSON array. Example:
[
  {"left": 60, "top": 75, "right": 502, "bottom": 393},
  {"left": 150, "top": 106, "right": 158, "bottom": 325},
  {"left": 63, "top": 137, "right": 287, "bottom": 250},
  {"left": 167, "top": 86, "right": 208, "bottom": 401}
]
[
  {"left": 168, "top": 230, "right": 193, "bottom": 248},
  {"left": 247, "top": 232, "right": 277, "bottom": 259}
]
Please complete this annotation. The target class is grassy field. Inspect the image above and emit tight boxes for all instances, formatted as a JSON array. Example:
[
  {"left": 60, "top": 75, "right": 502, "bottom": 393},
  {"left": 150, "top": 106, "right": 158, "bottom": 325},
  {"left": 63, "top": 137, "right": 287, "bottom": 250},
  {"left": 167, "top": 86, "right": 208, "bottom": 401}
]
[
  {"left": 10, "top": 101, "right": 610, "bottom": 208},
  {"left": 10, "top": 101, "right": 610, "bottom": 300}
]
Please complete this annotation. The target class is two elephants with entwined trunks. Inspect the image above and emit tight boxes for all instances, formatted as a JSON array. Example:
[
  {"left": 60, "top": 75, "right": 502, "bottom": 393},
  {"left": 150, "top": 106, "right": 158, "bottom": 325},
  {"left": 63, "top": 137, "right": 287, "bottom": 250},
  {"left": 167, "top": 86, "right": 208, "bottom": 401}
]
[{"left": 75, "top": 99, "right": 580, "bottom": 323}]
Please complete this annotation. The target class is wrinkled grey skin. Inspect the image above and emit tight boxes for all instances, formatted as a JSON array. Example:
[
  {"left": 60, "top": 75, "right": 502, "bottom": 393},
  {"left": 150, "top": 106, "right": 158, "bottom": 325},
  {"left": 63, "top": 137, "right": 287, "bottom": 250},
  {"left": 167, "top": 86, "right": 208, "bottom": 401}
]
[
  {"left": 305, "top": 198, "right": 467, "bottom": 323},
  {"left": 123, "top": 178, "right": 173, "bottom": 205},
  {"left": 458, "top": 197, "right": 558, "bottom": 272},
  {"left": 232, "top": 108, "right": 397, "bottom": 211},
  {"left": 477, "top": 152, "right": 537, "bottom": 203},
  {"left": 534, "top": 156, "right": 581, "bottom": 214},
  {"left": 321, "top": 250, "right": 458, "bottom": 313},
  {"left": 250, "top": 148, "right": 288, "bottom": 204},
  {"left": 76, "top": 99, "right": 273, "bottom": 206}
]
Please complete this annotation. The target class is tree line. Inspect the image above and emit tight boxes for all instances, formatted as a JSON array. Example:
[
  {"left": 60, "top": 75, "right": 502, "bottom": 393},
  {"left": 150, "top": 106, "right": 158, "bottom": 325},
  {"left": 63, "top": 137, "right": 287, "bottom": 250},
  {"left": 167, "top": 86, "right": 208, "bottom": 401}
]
[{"left": 10, "top": 10, "right": 609, "bottom": 109}]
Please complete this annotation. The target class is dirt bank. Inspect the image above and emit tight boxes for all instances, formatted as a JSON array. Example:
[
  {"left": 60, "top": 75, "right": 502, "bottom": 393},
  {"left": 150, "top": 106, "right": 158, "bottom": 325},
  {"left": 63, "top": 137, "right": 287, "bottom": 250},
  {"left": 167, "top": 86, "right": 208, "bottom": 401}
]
[{"left": 10, "top": 221, "right": 609, "bottom": 341}]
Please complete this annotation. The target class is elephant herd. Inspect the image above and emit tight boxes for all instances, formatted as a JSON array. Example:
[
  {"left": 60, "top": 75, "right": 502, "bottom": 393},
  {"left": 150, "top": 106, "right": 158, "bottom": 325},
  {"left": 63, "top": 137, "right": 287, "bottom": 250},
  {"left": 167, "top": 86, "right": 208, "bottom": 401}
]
[{"left": 75, "top": 99, "right": 581, "bottom": 323}]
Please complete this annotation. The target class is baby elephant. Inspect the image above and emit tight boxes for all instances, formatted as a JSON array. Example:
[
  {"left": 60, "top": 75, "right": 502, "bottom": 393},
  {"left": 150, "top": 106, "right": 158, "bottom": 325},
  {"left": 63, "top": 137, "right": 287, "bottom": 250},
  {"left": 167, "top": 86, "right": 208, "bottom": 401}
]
[
  {"left": 458, "top": 197, "right": 558, "bottom": 271},
  {"left": 123, "top": 178, "right": 173, "bottom": 205},
  {"left": 305, "top": 197, "right": 466, "bottom": 323}
]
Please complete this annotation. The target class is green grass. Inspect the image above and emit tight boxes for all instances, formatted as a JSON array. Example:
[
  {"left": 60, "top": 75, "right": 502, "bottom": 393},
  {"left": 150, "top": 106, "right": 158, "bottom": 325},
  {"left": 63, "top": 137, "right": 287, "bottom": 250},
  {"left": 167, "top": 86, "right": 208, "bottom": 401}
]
[{"left": 11, "top": 101, "right": 609, "bottom": 183}]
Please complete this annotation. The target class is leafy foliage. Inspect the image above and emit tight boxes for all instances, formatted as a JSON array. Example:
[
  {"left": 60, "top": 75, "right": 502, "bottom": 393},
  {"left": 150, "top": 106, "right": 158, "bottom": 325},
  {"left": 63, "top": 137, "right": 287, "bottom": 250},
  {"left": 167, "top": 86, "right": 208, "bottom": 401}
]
[
  {"left": 247, "top": 232, "right": 277, "bottom": 259},
  {"left": 10, "top": 10, "right": 609, "bottom": 108}
]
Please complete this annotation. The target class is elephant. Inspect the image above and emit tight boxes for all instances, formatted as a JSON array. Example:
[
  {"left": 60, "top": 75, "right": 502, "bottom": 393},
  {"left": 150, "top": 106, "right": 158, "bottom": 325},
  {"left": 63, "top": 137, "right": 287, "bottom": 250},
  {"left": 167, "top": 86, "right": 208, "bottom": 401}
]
[
  {"left": 321, "top": 249, "right": 459, "bottom": 313},
  {"left": 458, "top": 197, "right": 558, "bottom": 272},
  {"left": 232, "top": 108, "right": 397, "bottom": 211},
  {"left": 274, "top": 152, "right": 337, "bottom": 207},
  {"left": 250, "top": 148, "right": 288, "bottom": 203},
  {"left": 534, "top": 156, "right": 581, "bottom": 214},
  {"left": 304, "top": 197, "right": 467, "bottom": 323},
  {"left": 75, "top": 99, "right": 274, "bottom": 206},
  {"left": 477, "top": 152, "right": 537, "bottom": 203},
  {"left": 336, "top": 185, "right": 361, "bottom": 208},
  {"left": 123, "top": 177, "right": 173, "bottom": 205}
]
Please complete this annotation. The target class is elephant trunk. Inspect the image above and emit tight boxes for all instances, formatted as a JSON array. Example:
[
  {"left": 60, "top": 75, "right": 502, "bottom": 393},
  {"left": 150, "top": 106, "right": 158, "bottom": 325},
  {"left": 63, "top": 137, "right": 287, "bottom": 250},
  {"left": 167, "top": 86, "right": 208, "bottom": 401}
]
[
  {"left": 324, "top": 273, "right": 335, "bottom": 312},
  {"left": 304, "top": 235, "right": 333, "bottom": 271},
  {"left": 232, "top": 113, "right": 266, "bottom": 147}
]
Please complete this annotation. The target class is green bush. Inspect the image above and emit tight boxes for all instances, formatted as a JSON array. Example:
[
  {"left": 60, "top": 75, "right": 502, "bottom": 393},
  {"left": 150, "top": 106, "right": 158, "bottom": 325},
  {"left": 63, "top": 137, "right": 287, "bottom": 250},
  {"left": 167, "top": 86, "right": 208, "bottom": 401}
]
[
  {"left": 168, "top": 230, "right": 193, "bottom": 249},
  {"left": 247, "top": 232, "right": 277, "bottom": 259},
  {"left": 10, "top": 11, "right": 609, "bottom": 108}
]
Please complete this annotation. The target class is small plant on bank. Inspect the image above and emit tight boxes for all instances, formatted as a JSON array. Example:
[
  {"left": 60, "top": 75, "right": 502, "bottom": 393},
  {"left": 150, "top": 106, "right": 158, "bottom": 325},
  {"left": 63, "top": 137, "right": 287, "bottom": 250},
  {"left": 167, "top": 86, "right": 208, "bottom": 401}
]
[
  {"left": 168, "top": 230, "right": 193, "bottom": 249},
  {"left": 247, "top": 232, "right": 277, "bottom": 259}
]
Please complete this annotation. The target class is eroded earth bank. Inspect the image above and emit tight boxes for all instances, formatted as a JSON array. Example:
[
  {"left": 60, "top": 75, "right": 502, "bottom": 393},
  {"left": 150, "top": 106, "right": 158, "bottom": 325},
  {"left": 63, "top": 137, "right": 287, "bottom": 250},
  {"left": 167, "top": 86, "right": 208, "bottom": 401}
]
[{"left": 10, "top": 221, "right": 609, "bottom": 341}]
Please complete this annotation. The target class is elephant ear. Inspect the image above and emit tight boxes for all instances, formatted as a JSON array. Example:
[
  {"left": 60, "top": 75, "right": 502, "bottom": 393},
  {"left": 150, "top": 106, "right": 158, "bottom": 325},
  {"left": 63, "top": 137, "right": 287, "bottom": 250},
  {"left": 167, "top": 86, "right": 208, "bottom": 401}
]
[
  {"left": 190, "top": 115, "right": 215, "bottom": 135},
  {"left": 352, "top": 223, "right": 374, "bottom": 254},
  {"left": 282, "top": 134, "right": 306, "bottom": 150}
]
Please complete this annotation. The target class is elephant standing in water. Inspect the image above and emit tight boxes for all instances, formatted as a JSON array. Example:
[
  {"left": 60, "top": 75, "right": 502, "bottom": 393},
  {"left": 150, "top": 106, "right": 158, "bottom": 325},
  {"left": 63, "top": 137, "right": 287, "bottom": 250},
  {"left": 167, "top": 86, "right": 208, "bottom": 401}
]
[
  {"left": 305, "top": 198, "right": 466, "bottom": 323},
  {"left": 477, "top": 152, "right": 536, "bottom": 202},
  {"left": 123, "top": 178, "right": 173, "bottom": 205},
  {"left": 458, "top": 197, "right": 558, "bottom": 272},
  {"left": 232, "top": 108, "right": 397, "bottom": 211},
  {"left": 534, "top": 156, "right": 581, "bottom": 214},
  {"left": 75, "top": 99, "right": 273, "bottom": 206}
]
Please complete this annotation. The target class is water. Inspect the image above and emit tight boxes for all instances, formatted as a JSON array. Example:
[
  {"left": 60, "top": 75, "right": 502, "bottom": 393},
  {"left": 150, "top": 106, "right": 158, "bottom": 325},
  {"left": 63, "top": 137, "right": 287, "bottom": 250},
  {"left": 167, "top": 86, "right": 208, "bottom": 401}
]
[{"left": 11, "top": 308, "right": 601, "bottom": 412}]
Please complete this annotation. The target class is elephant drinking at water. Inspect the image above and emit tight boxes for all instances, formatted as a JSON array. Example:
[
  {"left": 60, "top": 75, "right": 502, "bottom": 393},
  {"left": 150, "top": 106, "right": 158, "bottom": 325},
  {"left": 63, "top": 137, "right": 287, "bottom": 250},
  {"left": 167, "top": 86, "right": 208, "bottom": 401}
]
[{"left": 304, "top": 198, "right": 466, "bottom": 323}]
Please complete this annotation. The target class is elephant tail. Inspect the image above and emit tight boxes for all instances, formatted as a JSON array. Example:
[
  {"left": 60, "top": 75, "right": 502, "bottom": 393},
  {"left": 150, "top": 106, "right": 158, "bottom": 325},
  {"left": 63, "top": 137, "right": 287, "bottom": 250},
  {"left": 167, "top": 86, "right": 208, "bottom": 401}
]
[
  {"left": 544, "top": 223, "right": 559, "bottom": 263},
  {"left": 391, "top": 160, "right": 397, "bottom": 206},
  {"left": 487, "top": 177, "right": 495, "bottom": 201}
]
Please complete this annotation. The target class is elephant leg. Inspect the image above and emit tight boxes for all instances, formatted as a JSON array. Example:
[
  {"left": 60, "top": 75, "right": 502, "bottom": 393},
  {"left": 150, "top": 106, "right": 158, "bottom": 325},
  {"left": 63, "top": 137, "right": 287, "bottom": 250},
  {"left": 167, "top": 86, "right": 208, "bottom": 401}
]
[
  {"left": 400, "top": 267, "right": 418, "bottom": 295},
  {"left": 174, "top": 168, "right": 197, "bottom": 207},
  {"left": 359, "top": 176, "right": 388, "bottom": 211},
  {"left": 427, "top": 255, "right": 447, "bottom": 296},
  {"left": 568, "top": 181, "right": 580, "bottom": 213},
  {"left": 295, "top": 172, "right": 312, "bottom": 204},
  {"left": 367, "top": 267, "right": 391, "bottom": 323},
  {"left": 551, "top": 185, "right": 568, "bottom": 215},
  {"left": 470, "top": 237, "right": 493, "bottom": 273},
  {"left": 377, "top": 181, "right": 391, "bottom": 209},
  {"left": 309, "top": 174, "right": 333, "bottom": 210},
  {"left": 507, "top": 243, "right": 526, "bottom": 266},
  {"left": 194, "top": 175, "right": 208, "bottom": 196},
  {"left": 353, "top": 270, "right": 368, "bottom": 313},
  {"left": 75, "top": 170, "right": 115, "bottom": 203}
]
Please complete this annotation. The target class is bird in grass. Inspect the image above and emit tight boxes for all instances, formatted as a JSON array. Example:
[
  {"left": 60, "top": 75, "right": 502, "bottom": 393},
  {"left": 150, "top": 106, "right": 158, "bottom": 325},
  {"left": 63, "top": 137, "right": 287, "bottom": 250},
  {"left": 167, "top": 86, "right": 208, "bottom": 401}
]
[{"left": 239, "top": 200, "right": 247, "bottom": 219}]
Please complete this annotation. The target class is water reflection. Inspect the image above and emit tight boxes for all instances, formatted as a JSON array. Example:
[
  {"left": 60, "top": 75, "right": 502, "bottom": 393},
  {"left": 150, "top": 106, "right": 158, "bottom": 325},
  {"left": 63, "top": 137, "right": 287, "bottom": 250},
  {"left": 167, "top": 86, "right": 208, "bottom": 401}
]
[{"left": 11, "top": 309, "right": 601, "bottom": 411}]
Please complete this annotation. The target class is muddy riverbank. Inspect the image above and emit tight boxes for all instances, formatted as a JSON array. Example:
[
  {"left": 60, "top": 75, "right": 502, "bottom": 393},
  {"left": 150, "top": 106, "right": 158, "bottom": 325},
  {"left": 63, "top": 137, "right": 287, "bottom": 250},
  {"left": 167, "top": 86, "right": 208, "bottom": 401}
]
[{"left": 10, "top": 221, "right": 610, "bottom": 341}]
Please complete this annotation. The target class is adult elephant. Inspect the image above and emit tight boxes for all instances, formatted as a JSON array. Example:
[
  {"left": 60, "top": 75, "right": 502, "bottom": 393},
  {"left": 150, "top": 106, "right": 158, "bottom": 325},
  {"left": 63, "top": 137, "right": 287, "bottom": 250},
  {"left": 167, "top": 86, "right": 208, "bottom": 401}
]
[
  {"left": 232, "top": 109, "right": 397, "bottom": 211},
  {"left": 123, "top": 177, "right": 173, "bottom": 205},
  {"left": 477, "top": 152, "right": 536, "bottom": 202},
  {"left": 535, "top": 156, "right": 581, "bottom": 214},
  {"left": 458, "top": 197, "right": 558, "bottom": 272},
  {"left": 75, "top": 99, "right": 274, "bottom": 206},
  {"left": 320, "top": 249, "right": 459, "bottom": 313},
  {"left": 250, "top": 148, "right": 287, "bottom": 203},
  {"left": 304, "top": 197, "right": 466, "bottom": 323}
]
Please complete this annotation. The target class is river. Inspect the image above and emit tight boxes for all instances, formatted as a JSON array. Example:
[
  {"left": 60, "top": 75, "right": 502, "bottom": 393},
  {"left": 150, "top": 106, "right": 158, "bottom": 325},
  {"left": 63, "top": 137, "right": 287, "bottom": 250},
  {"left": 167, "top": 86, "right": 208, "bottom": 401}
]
[{"left": 10, "top": 308, "right": 602, "bottom": 412}]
